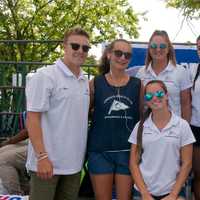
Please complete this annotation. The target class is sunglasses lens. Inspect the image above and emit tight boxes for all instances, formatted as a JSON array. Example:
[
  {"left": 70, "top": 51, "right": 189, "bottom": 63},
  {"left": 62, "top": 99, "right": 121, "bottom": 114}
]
[
  {"left": 82, "top": 45, "right": 90, "bottom": 53},
  {"left": 150, "top": 43, "right": 157, "bottom": 49},
  {"left": 124, "top": 52, "right": 132, "bottom": 59},
  {"left": 160, "top": 43, "right": 167, "bottom": 49},
  {"left": 150, "top": 43, "right": 167, "bottom": 49},
  {"left": 144, "top": 91, "right": 165, "bottom": 101},
  {"left": 113, "top": 50, "right": 132, "bottom": 60},
  {"left": 114, "top": 50, "right": 123, "bottom": 57},
  {"left": 155, "top": 90, "right": 165, "bottom": 99},
  {"left": 70, "top": 43, "right": 80, "bottom": 51},
  {"left": 144, "top": 93, "right": 153, "bottom": 101}
]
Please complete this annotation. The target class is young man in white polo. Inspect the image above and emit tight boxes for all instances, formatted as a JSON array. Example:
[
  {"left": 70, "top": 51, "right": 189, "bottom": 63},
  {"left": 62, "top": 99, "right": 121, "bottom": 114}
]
[{"left": 26, "top": 27, "right": 90, "bottom": 200}]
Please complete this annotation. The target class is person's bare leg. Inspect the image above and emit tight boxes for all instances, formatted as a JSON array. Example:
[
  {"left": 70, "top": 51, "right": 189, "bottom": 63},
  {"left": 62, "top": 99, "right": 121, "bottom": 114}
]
[
  {"left": 115, "top": 174, "right": 133, "bottom": 200},
  {"left": 90, "top": 174, "right": 114, "bottom": 200}
]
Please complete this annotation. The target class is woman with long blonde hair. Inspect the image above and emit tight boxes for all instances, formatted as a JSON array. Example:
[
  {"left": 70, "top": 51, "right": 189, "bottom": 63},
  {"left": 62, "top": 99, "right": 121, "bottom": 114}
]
[{"left": 129, "top": 30, "right": 192, "bottom": 122}]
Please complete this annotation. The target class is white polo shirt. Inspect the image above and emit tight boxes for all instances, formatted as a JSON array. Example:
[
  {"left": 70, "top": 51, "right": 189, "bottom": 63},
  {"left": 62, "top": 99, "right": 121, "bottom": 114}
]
[
  {"left": 189, "top": 63, "right": 200, "bottom": 127},
  {"left": 128, "top": 113, "right": 195, "bottom": 196},
  {"left": 135, "top": 62, "right": 192, "bottom": 116},
  {"left": 26, "top": 58, "right": 90, "bottom": 175}
]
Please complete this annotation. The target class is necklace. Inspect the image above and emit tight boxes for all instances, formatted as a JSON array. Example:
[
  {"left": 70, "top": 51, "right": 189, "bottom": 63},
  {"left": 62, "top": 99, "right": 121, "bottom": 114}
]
[
  {"left": 108, "top": 71, "right": 132, "bottom": 132},
  {"left": 109, "top": 71, "right": 125, "bottom": 99},
  {"left": 109, "top": 71, "right": 127, "bottom": 87}
]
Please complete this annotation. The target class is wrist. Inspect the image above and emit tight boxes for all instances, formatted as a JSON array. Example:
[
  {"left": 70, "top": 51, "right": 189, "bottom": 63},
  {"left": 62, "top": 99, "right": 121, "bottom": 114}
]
[
  {"left": 36, "top": 152, "right": 48, "bottom": 162},
  {"left": 36, "top": 152, "right": 48, "bottom": 159},
  {"left": 141, "top": 190, "right": 150, "bottom": 198},
  {"left": 170, "top": 192, "right": 178, "bottom": 199},
  {"left": 37, "top": 154, "right": 48, "bottom": 162}
]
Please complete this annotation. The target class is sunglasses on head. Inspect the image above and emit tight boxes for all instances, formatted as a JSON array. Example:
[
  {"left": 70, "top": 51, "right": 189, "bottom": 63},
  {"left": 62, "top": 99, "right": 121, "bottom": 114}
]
[
  {"left": 113, "top": 50, "right": 132, "bottom": 60},
  {"left": 150, "top": 43, "right": 167, "bottom": 49},
  {"left": 69, "top": 43, "right": 91, "bottom": 53},
  {"left": 144, "top": 90, "right": 165, "bottom": 102}
]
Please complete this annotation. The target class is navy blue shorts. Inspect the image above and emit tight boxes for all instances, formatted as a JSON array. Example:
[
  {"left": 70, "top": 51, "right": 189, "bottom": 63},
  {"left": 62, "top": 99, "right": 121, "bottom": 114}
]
[{"left": 88, "top": 151, "right": 131, "bottom": 175}]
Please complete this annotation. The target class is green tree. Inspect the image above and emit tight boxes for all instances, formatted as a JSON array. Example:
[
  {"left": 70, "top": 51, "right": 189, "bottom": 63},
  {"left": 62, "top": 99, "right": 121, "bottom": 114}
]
[
  {"left": 166, "top": 0, "right": 200, "bottom": 19},
  {"left": 84, "top": 55, "right": 99, "bottom": 78},
  {"left": 0, "top": 0, "right": 140, "bottom": 63},
  {"left": 0, "top": 0, "right": 141, "bottom": 119}
]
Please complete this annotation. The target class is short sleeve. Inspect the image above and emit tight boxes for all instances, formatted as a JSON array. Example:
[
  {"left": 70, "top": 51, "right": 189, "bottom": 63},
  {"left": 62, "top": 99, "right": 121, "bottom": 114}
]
[
  {"left": 180, "top": 120, "right": 196, "bottom": 147},
  {"left": 188, "top": 63, "right": 199, "bottom": 81},
  {"left": 26, "top": 71, "right": 53, "bottom": 112},
  {"left": 178, "top": 65, "right": 193, "bottom": 91},
  {"left": 135, "top": 66, "right": 146, "bottom": 80},
  {"left": 128, "top": 122, "right": 140, "bottom": 144},
  {"left": 126, "top": 66, "right": 142, "bottom": 77}
]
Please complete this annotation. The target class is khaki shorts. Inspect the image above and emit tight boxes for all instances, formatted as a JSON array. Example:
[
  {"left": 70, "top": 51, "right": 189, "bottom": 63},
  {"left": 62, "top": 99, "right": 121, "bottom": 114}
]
[{"left": 29, "top": 171, "right": 81, "bottom": 200}]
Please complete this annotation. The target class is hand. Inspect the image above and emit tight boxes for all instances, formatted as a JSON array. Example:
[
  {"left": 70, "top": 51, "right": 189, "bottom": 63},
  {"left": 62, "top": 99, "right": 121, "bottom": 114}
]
[
  {"left": 142, "top": 192, "right": 154, "bottom": 200},
  {"left": 37, "top": 157, "right": 53, "bottom": 180},
  {"left": 161, "top": 193, "right": 177, "bottom": 200}
]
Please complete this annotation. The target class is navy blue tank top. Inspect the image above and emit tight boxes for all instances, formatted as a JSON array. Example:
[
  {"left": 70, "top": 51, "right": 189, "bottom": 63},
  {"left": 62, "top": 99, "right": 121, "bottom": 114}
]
[{"left": 88, "top": 75, "right": 141, "bottom": 152}]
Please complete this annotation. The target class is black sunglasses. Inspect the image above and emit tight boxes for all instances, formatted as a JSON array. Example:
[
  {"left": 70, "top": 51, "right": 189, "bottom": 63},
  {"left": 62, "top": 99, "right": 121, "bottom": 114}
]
[
  {"left": 69, "top": 43, "right": 91, "bottom": 53},
  {"left": 113, "top": 50, "right": 132, "bottom": 60}
]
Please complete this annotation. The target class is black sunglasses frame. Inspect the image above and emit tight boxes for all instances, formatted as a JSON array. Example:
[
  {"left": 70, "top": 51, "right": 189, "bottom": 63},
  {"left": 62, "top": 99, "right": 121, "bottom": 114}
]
[
  {"left": 113, "top": 50, "right": 132, "bottom": 60},
  {"left": 69, "top": 43, "right": 91, "bottom": 53}
]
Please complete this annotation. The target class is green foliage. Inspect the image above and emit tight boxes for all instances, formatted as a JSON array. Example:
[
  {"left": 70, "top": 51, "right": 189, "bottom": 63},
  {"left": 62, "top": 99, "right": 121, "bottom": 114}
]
[
  {"left": 166, "top": 0, "right": 200, "bottom": 19},
  {"left": 0, "top": 0, "right": 140, "bottom": 62},
  {"left": 0, "top": 0, "right": 140, "bottom": 124},
  {"left": 83, "top": 55, "right": 99, "bottom": 78}
]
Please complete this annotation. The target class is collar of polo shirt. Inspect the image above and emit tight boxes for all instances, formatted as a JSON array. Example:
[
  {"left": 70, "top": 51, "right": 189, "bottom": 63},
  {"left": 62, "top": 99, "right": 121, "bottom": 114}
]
[
  {"left": 146, "top": 61, "right": 175, "bottom": 74},
  {"left": 143, "top": 112, "right": 179, "bottom": 131},
  {"left": 56, "top": 59, "right": 87, "bottom": 80}
]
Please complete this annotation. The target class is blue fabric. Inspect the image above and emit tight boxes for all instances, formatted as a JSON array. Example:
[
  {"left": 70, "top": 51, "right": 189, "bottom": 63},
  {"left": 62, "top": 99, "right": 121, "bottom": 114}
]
[
  {"left": 88, "top": 151, "right": 131, "bottom": 175},
  {"left": 128, "top": 47, "right": 199, "bottom": 67},
  {"left": 88, "top": 75, "right": 141, "bottom": 152}
]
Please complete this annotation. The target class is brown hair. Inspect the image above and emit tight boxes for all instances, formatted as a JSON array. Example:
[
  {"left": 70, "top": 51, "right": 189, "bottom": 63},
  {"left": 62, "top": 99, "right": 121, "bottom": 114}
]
[
  {"left": 99, "top": 39, "right": 131, "bottom": 75},
  {"left": 145, "top": 30, "right": 176, "bottom": 68},
  {"left": 63, "top": 27, "right": 90, "bottom": 43},
  {"left": 193, "top": 35, "right": 200, "bottom": 90},
  {"left": 136, "top": 80, "right": 168, "bottom": 163}
]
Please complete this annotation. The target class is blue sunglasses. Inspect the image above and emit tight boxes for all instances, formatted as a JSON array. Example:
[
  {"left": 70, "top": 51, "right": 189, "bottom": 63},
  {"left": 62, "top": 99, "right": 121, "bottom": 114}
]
[
  {"left": 150, "top": 43, "right": 167, "bottom": 49},
  {"left": 144, "top": 90, "right": 165, "bottom": 102}
]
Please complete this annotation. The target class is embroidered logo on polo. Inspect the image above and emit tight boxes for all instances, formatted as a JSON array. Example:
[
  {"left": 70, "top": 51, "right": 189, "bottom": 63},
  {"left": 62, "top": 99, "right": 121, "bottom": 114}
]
[
  {"left": 143, "top": 132, "right": 153, "bottom": 135},
  {"left": 84, "top": 88, "right": 89, "bottom": 95},
  {"left": 165, "top": 131, "right": 180, "bottom": 139},
  {"left": 108, "top": 100, "right": 129, "bottom": 114},
  {"left": 165, "top": 135, "right": 179, "bottom": 139}
]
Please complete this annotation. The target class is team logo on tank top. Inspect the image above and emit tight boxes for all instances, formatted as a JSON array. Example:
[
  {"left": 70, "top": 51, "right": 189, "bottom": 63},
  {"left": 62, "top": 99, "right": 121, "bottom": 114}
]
[{"left": 108, "top": 100, "right": 129, "bottom": 114}]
